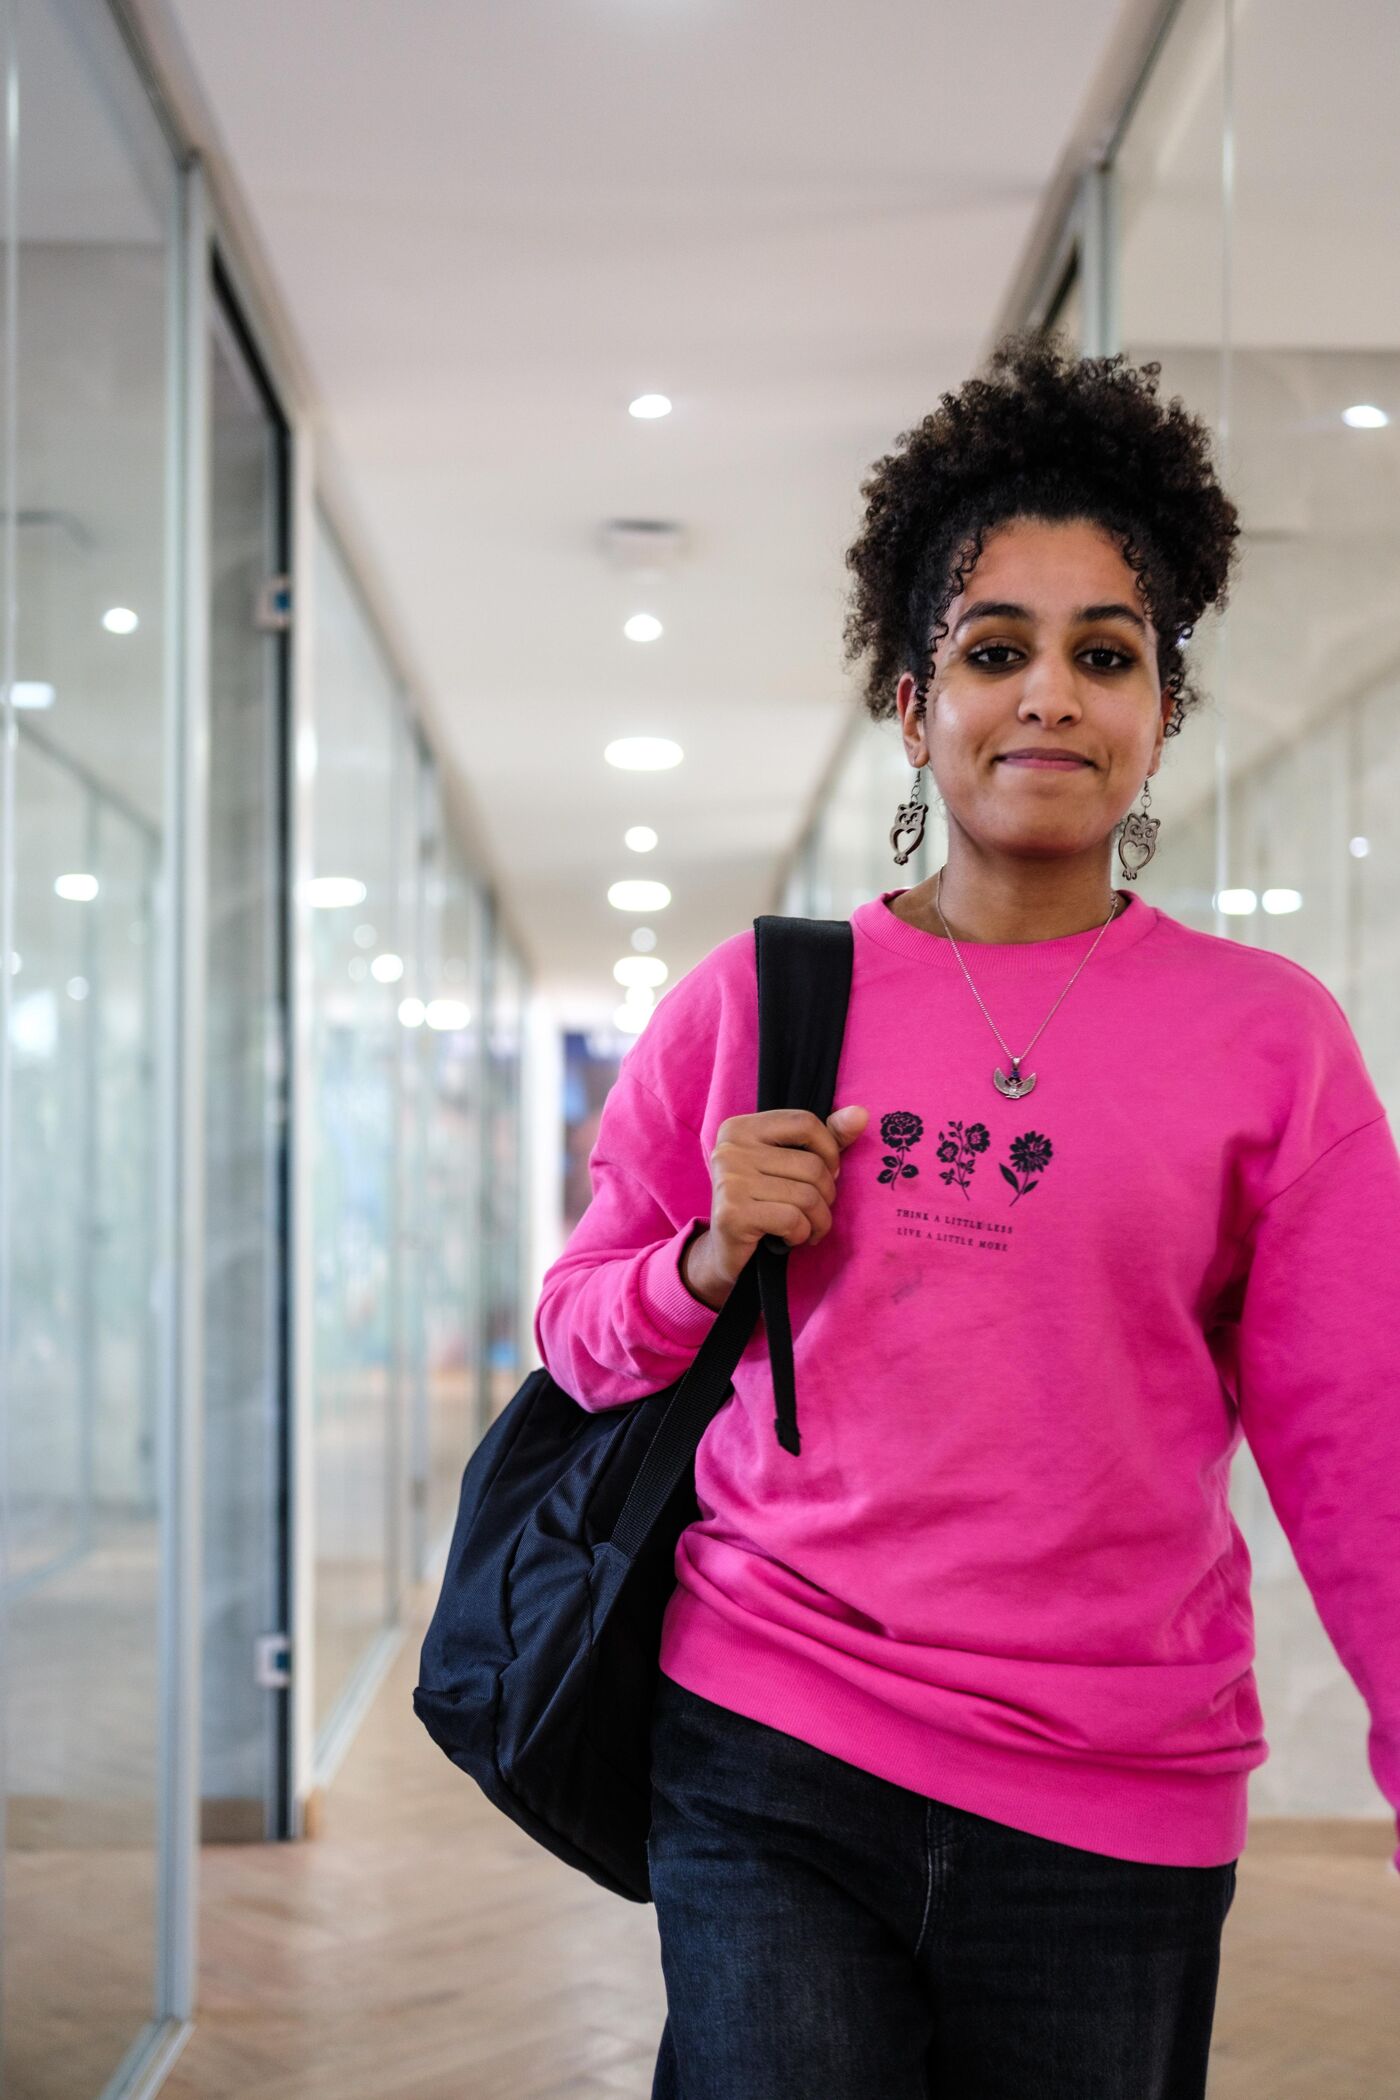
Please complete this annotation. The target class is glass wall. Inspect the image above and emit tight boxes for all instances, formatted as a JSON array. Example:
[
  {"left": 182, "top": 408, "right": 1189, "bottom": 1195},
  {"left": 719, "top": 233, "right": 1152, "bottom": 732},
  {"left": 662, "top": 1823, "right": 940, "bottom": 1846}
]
[
  {"left": 309, "top": 516, "right": 529, "bottom": 1729},
  {"left": 1110, "top": 0, "right": 1400, "bottom": 1825},
  {"left": 0, "top": 0, "right": 184, "bottom": 2090},
  {"left": 787, "top": 0, "right": 1399, "bottom": 1833},
  {"left": 780, "top": 711, "right": 937, "bottom": 918},
  {"left": 0, "top": 0, "right": 532, "bottom": 2077},
  {"left": 481, "top": 894, "right": 526, "bottom": 1431},
  {"left": 309, "top": 518, "right": 408, "bottom": 1740}
]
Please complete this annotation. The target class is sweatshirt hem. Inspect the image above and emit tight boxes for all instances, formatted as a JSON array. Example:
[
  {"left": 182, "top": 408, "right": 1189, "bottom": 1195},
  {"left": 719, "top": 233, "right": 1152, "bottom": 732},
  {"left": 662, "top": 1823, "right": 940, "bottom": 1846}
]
[{"left": 658, "top": 1583, "right": 1249, "bottom": 1870}]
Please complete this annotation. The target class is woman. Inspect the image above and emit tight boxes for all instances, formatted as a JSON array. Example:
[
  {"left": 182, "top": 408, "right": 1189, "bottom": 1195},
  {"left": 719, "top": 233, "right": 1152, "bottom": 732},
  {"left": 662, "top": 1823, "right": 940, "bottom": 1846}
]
[{"left": 532, "top": 331, "right": 1400, "bottom": 2099}]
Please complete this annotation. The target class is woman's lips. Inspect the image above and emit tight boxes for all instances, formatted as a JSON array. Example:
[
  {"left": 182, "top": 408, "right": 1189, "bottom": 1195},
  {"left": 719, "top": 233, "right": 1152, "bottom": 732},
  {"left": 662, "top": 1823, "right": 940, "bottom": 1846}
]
[{"left": 997, "top": 754, "right": 1091, "bottom": 769}]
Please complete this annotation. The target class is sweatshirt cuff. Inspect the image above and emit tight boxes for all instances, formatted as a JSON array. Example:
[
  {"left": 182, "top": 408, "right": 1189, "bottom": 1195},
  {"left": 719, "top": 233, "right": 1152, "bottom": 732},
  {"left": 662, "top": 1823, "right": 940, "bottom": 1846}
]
[{"left": 637, "top": 1217, "right": 722, "bottom": 1347}]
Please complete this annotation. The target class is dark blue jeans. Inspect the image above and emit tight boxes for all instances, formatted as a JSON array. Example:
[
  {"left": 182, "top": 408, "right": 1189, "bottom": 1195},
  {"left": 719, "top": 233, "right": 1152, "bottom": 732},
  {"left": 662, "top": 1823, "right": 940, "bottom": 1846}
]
[{"left": 647, "top": 1671, "right": 1238, "bottom": 2100}]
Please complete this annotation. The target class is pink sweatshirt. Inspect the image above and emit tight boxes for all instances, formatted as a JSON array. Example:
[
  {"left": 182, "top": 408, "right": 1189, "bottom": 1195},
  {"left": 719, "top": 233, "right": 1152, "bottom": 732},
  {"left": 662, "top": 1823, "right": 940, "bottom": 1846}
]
[{"left": 535, "top": 886, "right": 1400, "bottom": 1873}]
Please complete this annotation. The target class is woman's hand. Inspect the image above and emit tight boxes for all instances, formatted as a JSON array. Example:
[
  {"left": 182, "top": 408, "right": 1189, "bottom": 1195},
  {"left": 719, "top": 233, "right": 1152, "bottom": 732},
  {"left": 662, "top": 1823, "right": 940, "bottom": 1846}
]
[{"left": 680, "top": 1105, "right": 870, "bottom": 1309}]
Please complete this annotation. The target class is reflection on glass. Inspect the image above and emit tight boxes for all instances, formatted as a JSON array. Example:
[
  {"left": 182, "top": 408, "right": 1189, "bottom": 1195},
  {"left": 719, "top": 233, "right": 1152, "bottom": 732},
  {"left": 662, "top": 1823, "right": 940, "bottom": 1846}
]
[
  {"left": 1, "top": 2, "right": 176, "bottom": 2089},
  {"left": 311, "top": 519, "right": 403, "bottom": 1739},
  {"left": 1112, "top": 0, "right": 1229, "bottom": 938}
]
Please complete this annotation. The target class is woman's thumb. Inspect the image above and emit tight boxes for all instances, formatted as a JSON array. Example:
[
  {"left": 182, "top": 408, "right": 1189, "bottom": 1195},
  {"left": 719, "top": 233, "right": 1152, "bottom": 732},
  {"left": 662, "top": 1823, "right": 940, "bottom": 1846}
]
[{"left": 828, "top": 1104, "right": 870, "bottom": 1147}]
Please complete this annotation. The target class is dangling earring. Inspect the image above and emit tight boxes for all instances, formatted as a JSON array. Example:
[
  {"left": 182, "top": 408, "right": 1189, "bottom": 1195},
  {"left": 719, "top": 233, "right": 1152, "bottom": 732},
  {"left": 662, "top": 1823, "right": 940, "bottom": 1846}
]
[
  {"left": 891, "top": 683, "right": 931, "bottom": 867},
  {"left": 1116, "top": 776, "right": 1160, "bottom": 881},
  {"left": 891, "top": 764, "right": 928, "bottom": 866}
]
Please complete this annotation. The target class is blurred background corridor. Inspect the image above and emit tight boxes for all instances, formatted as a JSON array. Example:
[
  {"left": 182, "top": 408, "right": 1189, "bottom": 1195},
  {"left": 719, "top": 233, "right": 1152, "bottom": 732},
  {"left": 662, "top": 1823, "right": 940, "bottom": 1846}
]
[{"left": 0, "top": 0, "right": 1396, "bottom": 2094}]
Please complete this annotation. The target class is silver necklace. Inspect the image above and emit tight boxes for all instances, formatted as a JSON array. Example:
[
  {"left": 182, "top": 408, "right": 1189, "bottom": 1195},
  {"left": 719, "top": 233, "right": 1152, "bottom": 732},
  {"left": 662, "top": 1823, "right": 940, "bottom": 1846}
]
[{"left": 933, "top": 867, "right": 1125, "bottom": 1098}]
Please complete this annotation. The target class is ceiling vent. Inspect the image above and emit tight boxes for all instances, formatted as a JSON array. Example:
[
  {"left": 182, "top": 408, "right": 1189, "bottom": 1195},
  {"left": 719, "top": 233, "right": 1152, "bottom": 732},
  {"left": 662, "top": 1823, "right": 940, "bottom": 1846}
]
[{"left": 598, "top": 517, "right": 688, "bottom": 579}]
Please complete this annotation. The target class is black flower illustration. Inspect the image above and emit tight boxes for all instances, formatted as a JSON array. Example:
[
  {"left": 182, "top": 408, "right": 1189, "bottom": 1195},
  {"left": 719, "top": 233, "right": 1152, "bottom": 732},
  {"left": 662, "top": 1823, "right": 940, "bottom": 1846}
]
[
  {"left": 878, "top": 1109, "right": 924, "bottom": 1188},
  {"left": 1000, "top": 1130, "right": 1054, "bottom": 1205},
  {"left": 936, "top": 1118, "right": 989, "bottom": 1199}
]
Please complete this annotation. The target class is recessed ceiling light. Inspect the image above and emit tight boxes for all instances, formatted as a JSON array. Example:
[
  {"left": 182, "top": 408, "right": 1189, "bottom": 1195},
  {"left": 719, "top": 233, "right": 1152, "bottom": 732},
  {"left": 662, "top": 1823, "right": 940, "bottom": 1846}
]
[
  {"left": 398, "top": 997, "right": 426, "bottom": 1029},
  {"left": 371, "top": 952, "right": 405, "bottom": 982},
  {"left": 628, "top": 394, "right": 672, "bottom": 420},
  {"left": 1214, "top": 889, "right": 1256, "bottom": 915},
  {"left": 1261, "top": 889, "right": 1302, "bottom": 914},
  {"left": 605, "top": 736, "right": 683, "bottom": 770},
  {"left": 426, "top": 998, "right": 471, "bottom": 1032},
  {"left": 615, "top": 1002, "right": 649, "bottom": 1036},
  {"left": 630, "top": 926, "right": 657, "bottom": 952},
  {"left": 102, "top": 606, "right": 139, "bottom": 635},
  {"left": 624, "top": 612, "right": 663, "bottom": 642},
  {"left": 1342, "top": 404, "right": 1388, "bottom": 429},
  {"left": 54, "top": 872, "right": 99, "bottom": 902},
  {"left": 615, "top": 955, "right": 668, "bottom": 988},
  {"left": 11, "top": 681, "right": 55, "bottom": 710},
  {"left": 1349, "top": 836, "right": 1370, "bottom": 857},
  {"left": 625, "top": 825, "right": 658, "bottom": 852},
  {"left": 305, "top": 876, "right": 368, "bottom": 908},
  {"left": 609, "top": 878, "right": 671, "bottom": 912}
]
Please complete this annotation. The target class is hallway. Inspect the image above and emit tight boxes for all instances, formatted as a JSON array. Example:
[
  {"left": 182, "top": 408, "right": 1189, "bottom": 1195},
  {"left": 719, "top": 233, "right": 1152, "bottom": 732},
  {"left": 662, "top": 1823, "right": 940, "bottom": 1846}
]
[{"left": 164, "top": 1582, "right": 1396, "bottom": 2100}]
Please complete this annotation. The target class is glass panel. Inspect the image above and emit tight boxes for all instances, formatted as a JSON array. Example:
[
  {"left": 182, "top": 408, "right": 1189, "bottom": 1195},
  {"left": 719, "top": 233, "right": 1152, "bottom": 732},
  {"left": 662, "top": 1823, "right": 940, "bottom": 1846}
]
[
  {"left": 2, "top": 0, "right": 178, "bottom": 2087},
  {"left": 422, "top": 821, "right": 485, "bottom": 1534},
  {"left": 1213, "top": 0, "right": 1400, "bottom": 1831},
  {"left": 310, "top": 517, "right": 403, "bottom": 1739},
  {"left": 201, "top": 295, "right": 289, "bottom": 1839},
  {"left": 482, "top": 901, "right": 524, "bottom": 1430},
  {"left": 788, "top": 715, "right": 934, "bottom": 918},
  {"left": 1111, "top": 0, "right": 1230, "bottom": 935}
]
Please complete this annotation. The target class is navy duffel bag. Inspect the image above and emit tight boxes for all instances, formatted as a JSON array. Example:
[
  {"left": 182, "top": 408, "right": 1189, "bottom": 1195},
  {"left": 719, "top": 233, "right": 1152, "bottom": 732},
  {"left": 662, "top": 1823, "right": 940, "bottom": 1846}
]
[{"left": 411, "top": 912, "right": 853, "bottom": 1901}]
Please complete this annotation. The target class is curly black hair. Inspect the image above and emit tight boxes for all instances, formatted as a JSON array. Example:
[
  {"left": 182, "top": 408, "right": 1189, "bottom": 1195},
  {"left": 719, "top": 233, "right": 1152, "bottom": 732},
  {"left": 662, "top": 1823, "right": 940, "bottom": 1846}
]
[{"left": 842, "top": 326, "right": 1241, "bottom": 738}]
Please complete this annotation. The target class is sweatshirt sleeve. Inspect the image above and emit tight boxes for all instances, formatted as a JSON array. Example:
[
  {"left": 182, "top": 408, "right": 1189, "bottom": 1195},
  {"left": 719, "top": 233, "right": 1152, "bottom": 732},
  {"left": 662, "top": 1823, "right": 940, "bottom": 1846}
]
[
  {"left": 1229, "top": 1106, "right": 1400, "bottom": 1880},
  {"left": 533, "top": 1063, "right": 724, "bottom": 1409}
]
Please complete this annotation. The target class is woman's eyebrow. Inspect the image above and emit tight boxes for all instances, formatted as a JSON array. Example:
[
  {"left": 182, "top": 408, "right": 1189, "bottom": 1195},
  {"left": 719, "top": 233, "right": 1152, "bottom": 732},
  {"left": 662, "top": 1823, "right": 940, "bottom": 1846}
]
[{"left": 952, "top": 598, "right": 1147, "bottom": 637}]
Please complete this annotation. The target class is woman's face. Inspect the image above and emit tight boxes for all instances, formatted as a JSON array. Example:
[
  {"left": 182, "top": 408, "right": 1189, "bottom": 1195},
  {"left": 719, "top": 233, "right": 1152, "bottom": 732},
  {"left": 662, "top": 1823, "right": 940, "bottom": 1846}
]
[{"left": 895, "top": 515, "right": 1171, "bottom": 865}]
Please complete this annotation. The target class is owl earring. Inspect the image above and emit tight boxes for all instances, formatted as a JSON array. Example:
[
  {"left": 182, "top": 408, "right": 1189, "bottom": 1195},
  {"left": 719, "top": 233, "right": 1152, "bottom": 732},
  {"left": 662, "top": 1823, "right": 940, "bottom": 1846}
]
[
  {"left": 890, "top": 677, "right": 932, "bottom": 866},
  {"left": 1116, "top": 777, "right": 1160, "bottom": 881}
]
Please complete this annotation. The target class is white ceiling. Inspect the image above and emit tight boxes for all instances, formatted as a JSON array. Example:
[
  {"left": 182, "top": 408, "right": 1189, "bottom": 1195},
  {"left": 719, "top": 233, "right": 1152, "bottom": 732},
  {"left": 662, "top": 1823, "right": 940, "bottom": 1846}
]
[{"left": 145, "top": 0, "right": 1148, "bottom": 1019}]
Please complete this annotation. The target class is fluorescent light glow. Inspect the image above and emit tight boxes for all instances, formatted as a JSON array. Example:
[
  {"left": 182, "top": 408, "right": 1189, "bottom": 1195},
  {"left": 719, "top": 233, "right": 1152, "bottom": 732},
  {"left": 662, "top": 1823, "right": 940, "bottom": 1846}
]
[
  {"left": 604, "top": 735, "right": 683, "bottom": 771},
  {"left": 628, "top": 394, "right": 672, "bottom": 419},
  {"left": 426, "top": 998, "right": 470, "bottom": 1031},
  {"left": 615, "top": 1001, "right": 649, "bottom": 1035},
  {"left": 625, "top": 825, "right": 658, "bottom": 852},
  {"left": 11, "top": 682, "right": 55, "bottom": 710},
  {"left": 1215, "top": 888, "right": 1257, "bottom": 916},
  {"left": 305, "top": 876, "right": 367, "bottom": 908},
  {"left": 398, "top": 997, "right": 427, "bottom": 1028},
  {"left": 102, "top": 606, "right": 139, "bottom": 635},
  {"left": 614, "top": 955, "right": 668, "bottom": 988},
  {"left": 1349, "top": 836, "right": 1370, "bottom": 857},
  {"left": 1262, "top": 888, "right": 1303, "bottom": 914},
  {"left": 54, "top": 872, "right": 99, "bottom": 902},
  {"left": 371, "top": 952, "right": 405, "bottom": 982},
  {"left": 609, "top": 878, "right": 671, "bottom": 912},
  {"left": 1342, "top": 404, "right": 1389, "bottom": 429},
  {"left": 624, "top": 612, "right": 663, "bottom": 643}
]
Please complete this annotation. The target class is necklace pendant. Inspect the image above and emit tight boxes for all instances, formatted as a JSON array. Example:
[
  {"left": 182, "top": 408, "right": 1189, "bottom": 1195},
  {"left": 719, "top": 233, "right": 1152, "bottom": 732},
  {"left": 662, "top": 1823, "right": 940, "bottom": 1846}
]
[{"left": 994, "top": 1063, "right": 1037, "bottom": 1099}]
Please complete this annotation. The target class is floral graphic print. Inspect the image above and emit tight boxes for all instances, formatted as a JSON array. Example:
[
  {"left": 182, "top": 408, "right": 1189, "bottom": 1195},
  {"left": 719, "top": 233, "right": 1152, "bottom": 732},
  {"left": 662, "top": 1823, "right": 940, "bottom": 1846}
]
[
  {"left": 936, "top": 1118, "right": 990, "bottom": 1198},
  {"left": 999, "top": 1130, "right": 1053, "bottom": 1205},
  {"left": 877, "top": 1110, "right": 923, "bottom": 1187}
]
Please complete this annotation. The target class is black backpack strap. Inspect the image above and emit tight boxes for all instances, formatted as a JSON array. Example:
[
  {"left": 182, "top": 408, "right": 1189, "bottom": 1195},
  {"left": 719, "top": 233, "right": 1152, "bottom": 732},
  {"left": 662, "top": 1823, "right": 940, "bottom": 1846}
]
[
  {"left": 754, "top": 913, "right": 855, "bottom": 1455},
  {"left": 608, "top": 914, "right": 853, "bottom": 1563}
]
